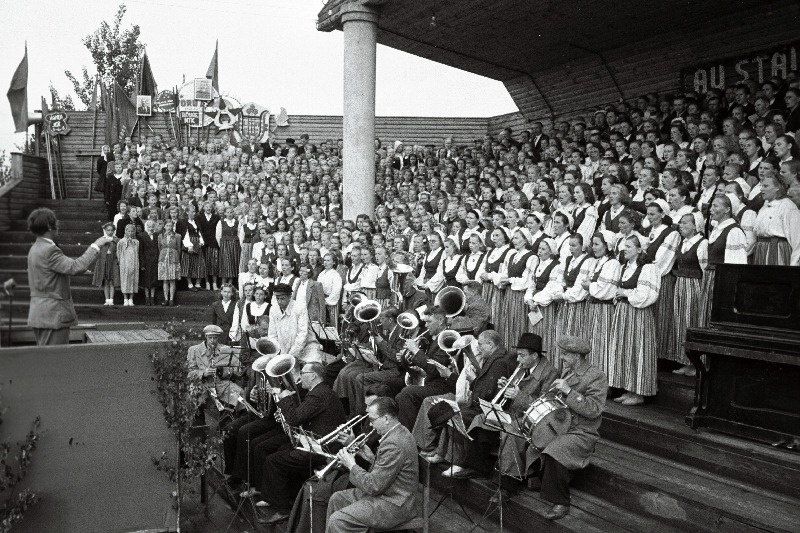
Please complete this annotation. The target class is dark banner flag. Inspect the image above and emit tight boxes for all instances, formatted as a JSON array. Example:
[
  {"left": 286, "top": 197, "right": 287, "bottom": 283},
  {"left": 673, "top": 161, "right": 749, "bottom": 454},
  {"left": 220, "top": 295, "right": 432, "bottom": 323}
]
[
  {"left": 136, "top": 50, "right": 158, "bottom": 99},
  {"left": 7, "top": 44, "right": 29, "bottom": 133},
  {"left": 206, "top": 40, "right": 219, "bottom": 92}
]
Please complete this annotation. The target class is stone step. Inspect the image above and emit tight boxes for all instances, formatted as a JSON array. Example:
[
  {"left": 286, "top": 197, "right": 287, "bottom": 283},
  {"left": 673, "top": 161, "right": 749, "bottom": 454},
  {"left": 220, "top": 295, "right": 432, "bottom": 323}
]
[
  {"left": 37, "top": 199, "right": 107, "bottom": 208},
  {"left": 651, "top": 371, "right": 695, "bottom": 413},
  {"left": 599, "top": 398, "right": 800, "bottom": 499},
  {"left": 425, "top": 463, "right": 679, "bottom": 533},
  {"left": 1, "top": 231, "right": 103, "bottom": 245},
  {"left": 576, "top": 440, "right": 800, "bottom": 532},
  {"left": 8, "top": 218, "right": 109, "bottom": 232},
  {"left": 7, "top": 283, "right": 219, "bottom": 306},
  {"left": 6, "top": 299, "right": 211, "bottom": 323}
]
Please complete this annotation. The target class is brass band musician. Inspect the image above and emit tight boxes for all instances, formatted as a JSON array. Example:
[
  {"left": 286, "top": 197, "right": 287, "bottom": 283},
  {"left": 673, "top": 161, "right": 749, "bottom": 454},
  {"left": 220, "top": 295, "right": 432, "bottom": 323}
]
[{"left": 186, "top": 324, "right": 245, "bottom": 432}]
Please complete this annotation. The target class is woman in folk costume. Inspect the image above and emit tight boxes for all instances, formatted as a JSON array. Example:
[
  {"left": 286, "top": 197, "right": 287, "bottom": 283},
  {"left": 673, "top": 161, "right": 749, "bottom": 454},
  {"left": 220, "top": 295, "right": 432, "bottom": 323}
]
[
  {"left": 230, "top": 283, "right": 270, "bottom": 349},
  {"left": 93, "top": 221, "right": 119, "bottom": 306},
  {"left": 498, "top": 228, "right": 538, "bottom": 351},
  {"left": 584, "top": 231, "right": 622, "bottom": 375},
  {"left": 551, "top": 211, "right": 574, "bottom": 262},
  {"left": 455, "top": 233, "right": 487, "bottom": 285},
  {"left": 608, "top": 235, "right": 661, "bottom": 406},
  {"left": 216, "top": 206, "right": 241, "bottom": 286},
  {"left": 600, "top": 184, "right": 630, "bottom": 233},
  {"left": 196, "top": 200, "right": 221, "bottom": 291},
  {"left": 426, "top": 237, "right": 463, "bottom": 294},
  {"left": 158, "top": 219, "right": 181, "bottom": 307},
  {"left": 572, "top": 183, "right": 599, "bottom": 252},
  {"left": 669, "top": 211, "right": 708, "bottom": 377},
  {"left": 525, "top": 238, "right": 563, "bottom": 359},
  {"left": 643, "top": 198, "right": 680, "bottom": 357},
  {"left": 722, "top": 182, "right": 757, "bottom": 257},
  {"left": 753, "top": 176, "right": 800, "bottom": 266},
  {"left": 612, "top": 209, "right": 646, "bottom": 263},
  {"left": 701, "top": 195, "right": 749, "bottom": 325},
  {"left": 237, "top": 210, "right": 260, "bottom": 273},
  {"left": 525, "top": 211, "right": 548, "bottom": 257},
  {"left": 552, "top": 234, "right": 595, "bottom": 368},
  {"left": 479, "top": 227, "right": 513, "bottom": 327},
  {"left": 364, "top": 245, "right": 394, "bottom": 309},
  {"left": 342, "top": 244, "right": 366, "bottom": 301},
  {"left": 238, "top": 258, "right": 264, "bottom": 300},
  {"left": 138, "top": 219, "right": 160, "bottom": 306},
  {"left": 117, "top": 224, "right": 140, "bottom": 306},
  {"left": 180, "top": 203, "right": 206, "bottom": 290},
  {"left": 417, "top": 231, "right": 446, "bottom": 291},
  {"left": 460, "top": 209, "right": 486, "bottom": 254}
]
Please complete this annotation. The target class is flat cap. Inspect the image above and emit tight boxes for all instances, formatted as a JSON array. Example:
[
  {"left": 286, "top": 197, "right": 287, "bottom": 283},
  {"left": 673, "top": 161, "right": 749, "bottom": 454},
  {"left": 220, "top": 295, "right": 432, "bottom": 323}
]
[
  {"left": 203, "top": 324, "right": 223, "bottom": 336},
  {"left": 557, "top": 335, "right": 591, "bottom": 355}
]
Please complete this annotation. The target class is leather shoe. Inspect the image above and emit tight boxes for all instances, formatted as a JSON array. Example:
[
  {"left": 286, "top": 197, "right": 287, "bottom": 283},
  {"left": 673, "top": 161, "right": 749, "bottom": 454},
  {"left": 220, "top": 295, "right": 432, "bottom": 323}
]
[
  {"left": 620, "top": 395, "right": 644, "bottom": 406},
  {"left": 544, "top": 504, "right": 569, "bottom": 520},
  {"left": 442, "top": 465, "right": 478, "bottom": 478},
  {"left": 258, "top": 509, "right": 289, "bottom": 524}
]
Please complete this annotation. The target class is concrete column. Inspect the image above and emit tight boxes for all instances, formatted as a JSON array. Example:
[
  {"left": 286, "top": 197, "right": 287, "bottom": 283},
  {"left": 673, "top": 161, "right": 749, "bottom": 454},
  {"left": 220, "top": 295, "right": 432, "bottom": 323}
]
[{"left": 341, "top": 3, "right": 379, "bottom": 220}]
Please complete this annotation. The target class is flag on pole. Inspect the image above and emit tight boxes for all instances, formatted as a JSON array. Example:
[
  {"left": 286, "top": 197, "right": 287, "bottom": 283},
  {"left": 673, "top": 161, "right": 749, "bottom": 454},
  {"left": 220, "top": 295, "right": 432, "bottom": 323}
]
[
  {"left": 206, "top": 40, "right": 219, "bottom": 92},
  {"left": 135, "top": 50, "right": 158, "bottom": 99},
  {"left": 7, "top": 43, "right": 29, "bottom": 133}
]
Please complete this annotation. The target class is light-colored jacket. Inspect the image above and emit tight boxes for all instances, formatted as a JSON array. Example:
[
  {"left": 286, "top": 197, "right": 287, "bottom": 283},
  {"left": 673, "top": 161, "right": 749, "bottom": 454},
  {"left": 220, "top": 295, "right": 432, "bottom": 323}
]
[{"left": 27, "top": 237, "right": 99, "bottom": 329}]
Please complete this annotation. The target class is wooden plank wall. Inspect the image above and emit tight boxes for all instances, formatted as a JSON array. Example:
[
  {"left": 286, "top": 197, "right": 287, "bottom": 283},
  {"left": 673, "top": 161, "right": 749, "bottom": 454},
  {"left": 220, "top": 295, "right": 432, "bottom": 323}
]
[
  {"left": 57, "top": 111, "right": 108, "bottom": 199},
  {"left": 0, "top": 153, "right": 48, "bottom": 232}
]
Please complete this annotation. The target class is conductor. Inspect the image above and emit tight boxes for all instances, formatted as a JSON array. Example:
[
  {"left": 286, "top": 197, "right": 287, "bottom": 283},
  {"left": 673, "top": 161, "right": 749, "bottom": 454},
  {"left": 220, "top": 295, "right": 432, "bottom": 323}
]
[{"left": 26, "top": 207, "right": 113, "bottom": 345}]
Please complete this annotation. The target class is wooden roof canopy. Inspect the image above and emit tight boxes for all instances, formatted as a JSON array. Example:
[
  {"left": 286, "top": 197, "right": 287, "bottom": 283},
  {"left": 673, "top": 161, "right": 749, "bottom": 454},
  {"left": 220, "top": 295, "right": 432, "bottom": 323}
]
[{"left": 317, "top": 0, "right": 796, "bottom": 120}]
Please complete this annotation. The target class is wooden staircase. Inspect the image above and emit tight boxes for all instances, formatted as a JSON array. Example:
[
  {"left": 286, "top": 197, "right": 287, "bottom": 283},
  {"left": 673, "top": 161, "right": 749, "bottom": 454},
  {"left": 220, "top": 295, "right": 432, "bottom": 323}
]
[{"left": 0, "top": 199, "right": 214, "bottom": 343}]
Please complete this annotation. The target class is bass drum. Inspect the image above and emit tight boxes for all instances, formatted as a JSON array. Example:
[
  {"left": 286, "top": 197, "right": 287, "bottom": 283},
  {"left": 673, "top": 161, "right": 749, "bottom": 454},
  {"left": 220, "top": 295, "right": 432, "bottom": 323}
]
[{"left": 521, "top": 395, "right": 572, "bottom": 450}]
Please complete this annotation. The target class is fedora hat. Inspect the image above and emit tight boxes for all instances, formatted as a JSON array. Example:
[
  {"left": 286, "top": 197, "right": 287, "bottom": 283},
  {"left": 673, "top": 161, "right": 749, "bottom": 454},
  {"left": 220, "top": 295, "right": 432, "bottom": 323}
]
[{"left": 514, "top": 333, "right": 546, "bottom": 353}]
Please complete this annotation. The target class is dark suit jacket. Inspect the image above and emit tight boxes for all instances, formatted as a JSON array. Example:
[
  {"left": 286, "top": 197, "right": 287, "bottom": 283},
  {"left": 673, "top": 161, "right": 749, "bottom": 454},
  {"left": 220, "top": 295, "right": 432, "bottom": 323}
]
[
  {"left": 292, "top": 279, "right": 326, "bottom": 323},
  {"left": 211, "top": 299, "right": 236, "bottom": 341},
  {"left": 462, "top": 349, "right": 515, "bottom": 425},
  {"left": 278, "top": 382, "right": 346, "bottom": 438},
  {"left": 27, "top": 237, "right": 99, "bottom": 330},
  {"left": 410, "top": 335, "right": 451, "bottom": 384}
]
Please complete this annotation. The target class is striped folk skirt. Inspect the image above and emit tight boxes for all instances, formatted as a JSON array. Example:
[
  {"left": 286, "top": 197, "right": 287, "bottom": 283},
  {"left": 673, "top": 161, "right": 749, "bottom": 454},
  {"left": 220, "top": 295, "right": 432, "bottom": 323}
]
[
  {"left": 699, "top": 268, "right": 716, "bottom": 327},
  {"left": 239, "top": 242, "right": 254, "bottom": 273},
  {"left": 500, "top": 289, "right": 528, "bottom": 351},
  {"left": 753, "top": 237, "right": 791, "bottom": 266},
  {"left": 528, "top": 302, "right": 560, "bottom": 370},
  {"left": 482, "top": 282, "right": 505, "bottom": 328},
  {"left": 202, "top": 247, "right": 220, "bottom": 276},
  {"left": 653, "top": 274, "right": 676, "bottom": 358},
  {"left": 556, "top": 300, "right": 590, "bottom": 339},
  {"left": 181, "top": 251, "right": 206, "bottom": 279},
  {"left": 608, "top": 302, "right": 658, "bottom": 396},
  {"left": 585, "top": 300, "right": 615, "bottom": 376},
  {"left": 218, "top": 238, "right": 241, "bottom": 279},
  {"left": 669, "top": 275, "right": 703, "bottom": 365}
]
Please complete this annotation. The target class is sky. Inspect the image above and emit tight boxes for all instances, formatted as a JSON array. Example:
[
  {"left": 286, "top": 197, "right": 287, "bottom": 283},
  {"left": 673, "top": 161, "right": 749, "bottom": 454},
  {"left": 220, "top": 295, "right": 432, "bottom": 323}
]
[{"left": 1, "top": 0, "right": 517, "bottom": 155}]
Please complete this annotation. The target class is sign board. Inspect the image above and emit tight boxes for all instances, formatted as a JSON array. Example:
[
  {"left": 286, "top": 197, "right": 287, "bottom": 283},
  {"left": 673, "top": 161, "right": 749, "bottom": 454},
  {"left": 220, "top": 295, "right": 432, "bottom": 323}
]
[
  {"left": 153, "top": 90, "right": 177, "bottom": 112},
  {"left": 180, "top": 110, "right": 201, "bottom": 126},
  {"left": 44, "top": 110, "right": 71, "bottom": 136},
  {"left": 178, "top": 81, "right": 217, "bottom": 128},
  {"left": 682, "top": 40, "right": 799, "bottom": 94},
  {"left": 194, "top": 78, "right": 213, "bottom": 101},
  {"left": 136, "top": 95, "right": 152, "bottom": 117},
  {"left": 236, "top": 102, "right": 270, "bottom": 143}
]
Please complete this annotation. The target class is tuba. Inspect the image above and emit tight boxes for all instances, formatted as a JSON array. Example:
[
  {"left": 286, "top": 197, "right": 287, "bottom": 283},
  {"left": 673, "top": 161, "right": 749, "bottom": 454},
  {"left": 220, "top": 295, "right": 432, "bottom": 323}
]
[
  {"left": 265, "top": 354, "right": 300, "bottom": 435},
  {"left": 437, "top": 329, "right": 461, "bottom": 353},
  {"left": 435, "top": 286, "right": 466, "bottom": 317}
]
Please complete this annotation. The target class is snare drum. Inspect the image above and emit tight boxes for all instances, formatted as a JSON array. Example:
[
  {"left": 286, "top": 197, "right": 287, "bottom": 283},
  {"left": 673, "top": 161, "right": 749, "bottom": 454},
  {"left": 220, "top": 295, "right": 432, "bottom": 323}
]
[{"left": 521, "top": 395, "right": 572, "bottom": 450}]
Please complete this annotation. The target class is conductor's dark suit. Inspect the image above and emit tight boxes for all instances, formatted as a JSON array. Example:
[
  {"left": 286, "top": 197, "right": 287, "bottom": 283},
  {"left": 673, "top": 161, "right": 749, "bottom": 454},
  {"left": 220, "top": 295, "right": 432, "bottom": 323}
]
[{"left": 210, "top": 299, "right": 236, "bottom": 342}]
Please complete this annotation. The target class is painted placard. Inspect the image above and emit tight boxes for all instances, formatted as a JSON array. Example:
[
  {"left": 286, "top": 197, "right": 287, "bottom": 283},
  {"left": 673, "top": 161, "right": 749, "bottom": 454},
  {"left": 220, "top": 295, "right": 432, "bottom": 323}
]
[
  {"left": 236, "top": 102, "right": 270, "bottom": 143},
  {"left": 44, "top": 110, "right": 71, "bottom": 136},
  {"left": 194, "top": 78, "right": 213, "bottom": 101}
]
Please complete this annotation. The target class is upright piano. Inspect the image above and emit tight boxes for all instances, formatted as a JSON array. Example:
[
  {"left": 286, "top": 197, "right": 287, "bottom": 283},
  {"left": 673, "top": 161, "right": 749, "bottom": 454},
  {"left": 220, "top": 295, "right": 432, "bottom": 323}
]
[{"left": 685, "top": 264, "right": 800, "bottom": 444}]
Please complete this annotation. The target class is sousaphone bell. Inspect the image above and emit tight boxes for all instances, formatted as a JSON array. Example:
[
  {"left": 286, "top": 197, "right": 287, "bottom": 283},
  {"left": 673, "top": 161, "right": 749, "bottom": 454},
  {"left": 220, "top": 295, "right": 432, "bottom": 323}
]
[{"left": 435, "top": 286, "right": 466, "bottom": 317}]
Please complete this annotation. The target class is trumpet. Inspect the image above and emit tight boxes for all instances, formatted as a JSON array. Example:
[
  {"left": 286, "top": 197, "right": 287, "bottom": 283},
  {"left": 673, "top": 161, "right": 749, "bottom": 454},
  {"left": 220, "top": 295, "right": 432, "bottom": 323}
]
[
  {"left": 315, "top": 429, "right": 377, "bottom": 480},
  {"left": 318, "top": 414, "right": 368, "bottom": 446},
  {"left": 492, "top": 364, "right": 526, "bottom": 409}
]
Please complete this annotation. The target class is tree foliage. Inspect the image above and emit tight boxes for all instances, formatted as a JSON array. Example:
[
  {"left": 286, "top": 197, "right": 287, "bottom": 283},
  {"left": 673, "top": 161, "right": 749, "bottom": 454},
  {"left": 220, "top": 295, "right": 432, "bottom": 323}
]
[
  {"left": 63, "top": 4, "right": 144, "bottom": 108},
  {"left": 48, "top": 84, "right": 75, "bottom": 111}
]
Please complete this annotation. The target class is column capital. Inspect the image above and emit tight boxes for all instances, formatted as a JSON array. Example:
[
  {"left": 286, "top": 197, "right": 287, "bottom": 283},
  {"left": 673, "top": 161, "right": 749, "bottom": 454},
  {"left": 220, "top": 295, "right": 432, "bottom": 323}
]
[{"left": 340, "top": 0, "right": 381, "bottom": 24}]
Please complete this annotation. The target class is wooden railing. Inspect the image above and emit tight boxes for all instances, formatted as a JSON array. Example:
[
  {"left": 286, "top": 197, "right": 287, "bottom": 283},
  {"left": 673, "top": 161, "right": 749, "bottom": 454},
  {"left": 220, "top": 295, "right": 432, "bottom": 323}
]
[{"left": 0, "top": 153, "right": 48, "bottom": 232}]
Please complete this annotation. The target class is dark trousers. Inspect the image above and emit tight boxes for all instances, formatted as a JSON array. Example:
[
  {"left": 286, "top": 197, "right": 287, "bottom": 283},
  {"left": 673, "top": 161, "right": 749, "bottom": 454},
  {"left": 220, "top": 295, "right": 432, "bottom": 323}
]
[
  {"left": 252, "top": 429, "right": 292, "bottom": 490},
  {"left": 224, "top": 413, "right": 272, "bottom": 477},
  {"left": 463, "top": 427, "right": 500, "bottom": 475},
  {"left": 261, "top": 448, "right": 325, "bottom": 511},
  {"left": 363, "top": 369, "right": 406, "bottom": 398},
  {"left": 229, "top": 416, "right": 278, "bottom": 482},
  {"left": 395, "top": 379, "right": 452, "bottom": 430},
  {"left": 538, "top": 455, "right": 574, "bottom": 506}
]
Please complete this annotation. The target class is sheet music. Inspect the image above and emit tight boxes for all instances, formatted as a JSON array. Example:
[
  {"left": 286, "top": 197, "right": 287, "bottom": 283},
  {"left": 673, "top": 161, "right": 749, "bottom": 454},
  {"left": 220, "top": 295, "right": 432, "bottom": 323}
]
[{"left": 311, "top": 321, "right": 340, "bottom": 343}]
